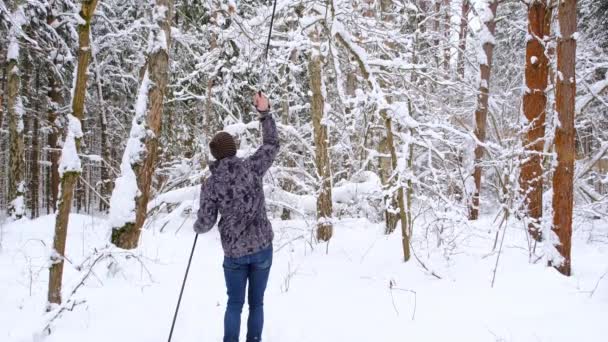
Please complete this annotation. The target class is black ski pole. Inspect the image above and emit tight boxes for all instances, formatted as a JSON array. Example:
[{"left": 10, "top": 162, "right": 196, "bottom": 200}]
[{"left": 168, "top": 233, "right": 199, "bottom": 342}]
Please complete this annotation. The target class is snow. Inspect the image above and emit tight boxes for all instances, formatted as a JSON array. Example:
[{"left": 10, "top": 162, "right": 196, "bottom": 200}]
[
  {"left": 85, "top": 154, "right": 103, "bottom": 162},
  {"left": 1, "top": 214, "right": 607, "bottom": 341},
  {"left": 576, "top": 73, "right": 608, "bottom": 113},
  {"left": 228, "top": 0, "right": 237, "bottom": 12},
  {"left": 9, "top": 194, "right": 25, "bottom": 220},
  {"left": 58, "top": 115, "right": 84, "bottom": 177},
  {"left": 15, "top": 97, "right": 25, "bottom": 133},
  {"left": 531, "top": 56, "right": 538, "bottom": 65},
  {"left": 108, "top": 72, "right": 151, "bottom": 228},
  {"left": 147, "top": 185, "right": 199, "bottom": 212},
  {"left": 7, "top": 38, "right": 19, "bottom": 61}
]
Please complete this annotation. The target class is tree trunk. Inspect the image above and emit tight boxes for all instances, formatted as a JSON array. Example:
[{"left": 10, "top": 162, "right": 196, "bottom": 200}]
[
  {"left": 457, "top": 0, "right": 470, "bottom": 79},
  {"left": 379, "top": 135, "right": 399, "bottom": 234},
  {"left": 280, "top": 52, "right": 297, "bottom": 221},
  {"left": 47, "top": 73, "right": 62, "bottom": 212},
  {"left": 110, "top": 0, "right": 173, "bottom": 249},
  {"left": 92, "top": 51, "right": 113, "bottom": 212},
  {"left": 309, "top": 53, "right": 333, "bottom": 242},
  {"left": 443, "top": 0, "right": 451, "bottom": 72},
  {"left": 0, "top": 51, "right": 4, "bottom": 131},
  {"left": 6, "top": 3, "right": 26, "bottom": 220},
  {"left": 381, "top": 110, "right": 410, "bottom": 261},
  {"left": 30, "top": 68, "right": 41, "bottom": 218},
  {"left": 521, "top": 0, "right": 549, "bottom": 241},
  {"left": 468, "top": 0, "right": 498, "bottom": 220},
  {"left": 48, "top": 0, "right": 98, "bottom": 307},
  {"left": 551, "top": 0, "right": 576, "bottom": 277}
]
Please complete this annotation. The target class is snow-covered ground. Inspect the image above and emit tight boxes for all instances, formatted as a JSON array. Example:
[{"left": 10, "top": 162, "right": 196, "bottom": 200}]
[{"left": 1, "top": 213, "right": 607, "bottom": 341}]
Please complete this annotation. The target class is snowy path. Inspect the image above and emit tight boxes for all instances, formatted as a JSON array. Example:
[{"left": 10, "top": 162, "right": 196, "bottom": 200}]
[{"left": 1, "top": 215, "right": 607, "bottom": 341}]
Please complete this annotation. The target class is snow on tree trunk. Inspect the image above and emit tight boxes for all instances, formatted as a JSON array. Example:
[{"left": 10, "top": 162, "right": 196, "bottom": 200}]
[
  {"left": 309, "top": 52, "right": 334, "bottom": 242},
  {"left": 468, "top": 0, "right": 498, "bottom": 221},
  {"left": 521, "top": 0, "right": 549, "bottom": 241},
  {"left": 109, "top": 0, "right": 173, "bottom": 249},
  {"left": 48, "top": 0, "right": 98, "bottom": 307},
  {"left": 457, "top": 0, "right": 470, "bottom": 79},
  {"left": 550, "top": 0, "right": 576, "bottom": 277},
  {"left": 6, "top": 3, "right": 27, "bottom": 220}
]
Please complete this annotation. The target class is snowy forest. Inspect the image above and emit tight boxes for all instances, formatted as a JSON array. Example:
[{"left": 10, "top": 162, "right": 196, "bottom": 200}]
[{"left": 1, "top": 0, "right": 607, "bottom": 341}]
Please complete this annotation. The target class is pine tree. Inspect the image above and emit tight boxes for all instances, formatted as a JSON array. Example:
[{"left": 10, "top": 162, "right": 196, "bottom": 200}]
[
  {"left": 551, "top": 0, "right": 576, "bottom": 276},
  {"left": 520, "top": 0, "right": 550, "bottom": 241},
  {"left": 6, "top": 1, "right": 26, "bottom": 220}
]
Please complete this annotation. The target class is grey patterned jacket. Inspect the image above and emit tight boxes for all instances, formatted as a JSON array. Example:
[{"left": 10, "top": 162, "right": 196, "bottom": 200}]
[{"left": 194, "top": 113, "right": 280, "bottom": 258}]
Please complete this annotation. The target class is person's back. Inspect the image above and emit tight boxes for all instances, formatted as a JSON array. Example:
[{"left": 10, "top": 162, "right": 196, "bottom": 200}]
[
  {"left": 193, "top": 93, "right": 279, "bottom": 342},
  {"left": 204, "top": 153, "right": 274, "bottom": 257}
]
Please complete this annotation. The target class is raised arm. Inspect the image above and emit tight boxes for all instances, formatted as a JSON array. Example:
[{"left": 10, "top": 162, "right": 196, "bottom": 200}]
[
  {"left": 193, "top": 180, "right": 218, "bottom": 234},
  {"left": 247, "top": 92, "right": 280, "bottom": 176}
]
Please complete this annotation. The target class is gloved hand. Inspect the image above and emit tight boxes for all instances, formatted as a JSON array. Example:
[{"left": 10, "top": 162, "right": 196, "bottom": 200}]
[{"left": 254, "top": 91, "right": 270, "bottom": 119}]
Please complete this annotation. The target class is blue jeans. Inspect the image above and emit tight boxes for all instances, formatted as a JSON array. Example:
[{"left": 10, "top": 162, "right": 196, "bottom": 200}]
[{"left": 223, "top": 246, "right": 272, "bottom": 342}]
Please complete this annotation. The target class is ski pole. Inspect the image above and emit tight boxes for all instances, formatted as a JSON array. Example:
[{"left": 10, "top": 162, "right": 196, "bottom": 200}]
[
  {"left": 168, "top": 233, "right": 199, "bottom": 342},
  {"left": 259, "top": 0, "right": 278, "bottom": 91}
]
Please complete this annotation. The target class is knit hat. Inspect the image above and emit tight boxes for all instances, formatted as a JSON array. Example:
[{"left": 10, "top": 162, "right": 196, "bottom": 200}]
[{"left": 209, "top": 131, "right": 237, "bottom": 160}]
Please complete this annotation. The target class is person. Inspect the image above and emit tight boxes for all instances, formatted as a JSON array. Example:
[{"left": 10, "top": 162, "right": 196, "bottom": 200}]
[{"left": 193, "top": 92, "right": 279, "bottom": 342}]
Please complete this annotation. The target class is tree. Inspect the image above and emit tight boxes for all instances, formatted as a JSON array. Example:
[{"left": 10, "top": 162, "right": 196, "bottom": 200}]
[
  {"left": 521, "top": 0, "right": 549, "bottom": 241},
  {"left": 551, "top": 0, "right": 576, "bottom": 276},
  {"left": 48, "top": 0, "right": 99, "bottom": 306},
  {"left": 109, "top": 0, "right": 173, "bottom": 249},
  {"left": 6, "top": 1, "right": 26, "bottom": 220},
  {"left": 469, "top": 0, "right": 498, "bottom": 220},
  {"left": 457, "top": 0, "right": 470, "bottom": 79},
  {"left": 30, "top": 67, "right": 40, "bottom": 218},
  {"left": 309, "top": 50, "right": 333, "bottom": 242},
  {"left": 47, "top": 71, "right": 63, "bottom": 213}
]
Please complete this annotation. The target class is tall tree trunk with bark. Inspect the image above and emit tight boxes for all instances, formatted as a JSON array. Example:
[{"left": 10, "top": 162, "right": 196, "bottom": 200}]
[
  {"left": 309, "top": 52, "right": 333, "bottom": 242},
  {"left": 468, "top": 0, "right": 498, "bottom": 220},
  {"left": 379, "top": 135, "right": 400, "bottom": 234},
  {"left": 443, "top": 0, "right": 451, "bottom": 72},
  {"left": 6, "top": 3, "right": 27, "bottom": 220},
  {"left": 46, "top": 3, "right": 66, "bottom": 214},
  {"left": 92, "top": 52, "right": 112, "bottom": 212},
  {"left": 0, "top": 51, "right": 4, "bottom": 131},
  {"left": 381, "top": 109, "right": 410, "bottom": 261},
  {"left": 521, "top": 0, "right": 549, "bottom": 241},
  {"left": 110, "top": 0, "right": 173, "bottom": 249},
  {"left": 457, "top": 0, "right": 470, "bottom": 79},
  {"left": 551, "top": 0, "right": 576, "bottom": 277},
  {"left": 47, "top": 73, "right": 62, "bottom": 212},
  {"left": 30, "top": 68, "right": 41, "bottom": 218},
  {"left": 48, "top": 0, "right": 98, "bottom": 306}
]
